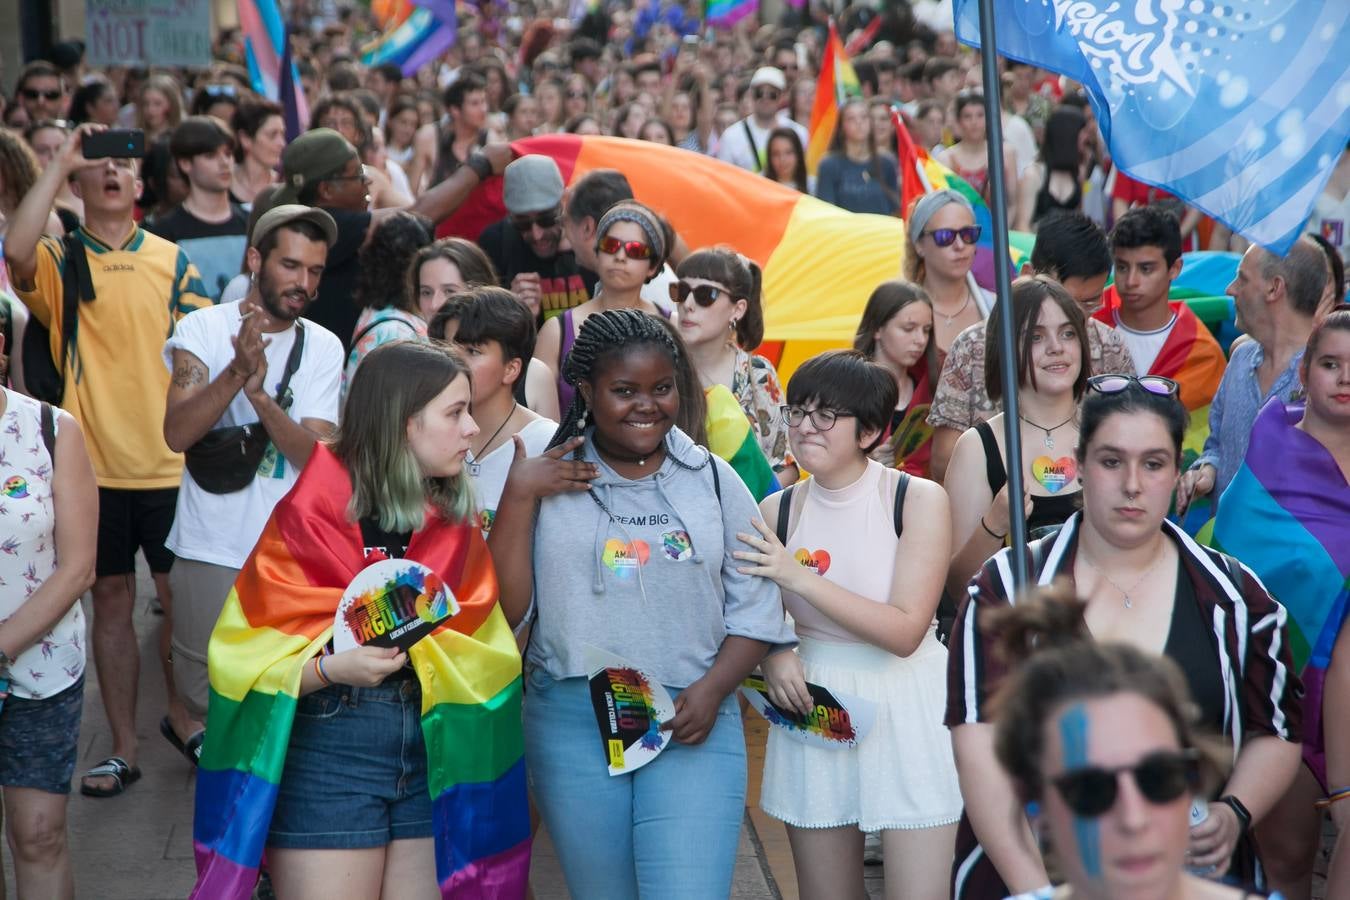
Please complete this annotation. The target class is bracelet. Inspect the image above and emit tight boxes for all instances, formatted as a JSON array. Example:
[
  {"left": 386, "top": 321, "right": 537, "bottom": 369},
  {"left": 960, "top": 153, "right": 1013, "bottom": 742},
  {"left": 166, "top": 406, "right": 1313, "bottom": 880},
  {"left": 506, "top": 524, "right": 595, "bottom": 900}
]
[
  {"left": 1314, "top": 787, "right": 1350, "bottom": 810},
  {"left": 980, "top": 516, "right": 1007, "bottom": 540},
  {"left": 464, "top": 150, "right": 493, "bottom": 181},
  {"left": 314, "top": 655, "right": 331, "bottom": 687},
  {"left": 1218, "top": 794, "right": 1252, "bottom": 835}
]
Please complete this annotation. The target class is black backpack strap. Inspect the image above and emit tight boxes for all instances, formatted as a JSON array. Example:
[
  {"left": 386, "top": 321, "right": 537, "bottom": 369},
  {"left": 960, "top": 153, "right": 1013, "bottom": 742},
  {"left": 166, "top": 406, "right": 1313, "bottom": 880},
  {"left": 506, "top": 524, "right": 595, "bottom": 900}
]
[
  {"left": 892, "top": 471, "right": 910, "bottom": 537},
  {"left": 742, "top": 120, "right": 762, "bottom": 173},
  {"left": 273, "top": 321, "right": 306, "bottom": 412},
  {"left": 774, "top": 483, "right": 797, "bottom": 545},
  {"left": 39, "top": 401, "right": 56, "bottom": 471},
  {"left": 710, "top": 454, "right": 721, "bottom": 500}
]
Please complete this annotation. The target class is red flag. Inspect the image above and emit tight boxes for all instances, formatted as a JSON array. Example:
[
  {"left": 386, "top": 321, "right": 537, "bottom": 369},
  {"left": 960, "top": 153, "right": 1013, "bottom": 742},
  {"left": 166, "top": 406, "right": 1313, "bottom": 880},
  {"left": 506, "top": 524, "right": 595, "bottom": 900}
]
[{"left": 892, "top": 110, "right": 930, "bottom": 219}]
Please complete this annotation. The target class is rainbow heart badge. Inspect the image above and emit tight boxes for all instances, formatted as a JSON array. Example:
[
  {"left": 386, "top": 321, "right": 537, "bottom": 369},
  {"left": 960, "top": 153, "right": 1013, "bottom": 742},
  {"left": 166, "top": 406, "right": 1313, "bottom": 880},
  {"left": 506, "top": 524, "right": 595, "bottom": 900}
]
[
  {"left": 333, "top": 559, "right": 459, "bottom": 653},
  {"left": 584, "top": 646, "right": 675, "bottom": 776},
  {"left": 794, "top": 548, "right": 831, "bottom": 575},
  {"left": 1032, "top": 456, "right": 1077, "bottom": 494},
  {"left": 740, "top": 673, "right": 876, "bottom": 749},
  {"left": 602, "top": 539, "right": 650, "bottom": 578}
]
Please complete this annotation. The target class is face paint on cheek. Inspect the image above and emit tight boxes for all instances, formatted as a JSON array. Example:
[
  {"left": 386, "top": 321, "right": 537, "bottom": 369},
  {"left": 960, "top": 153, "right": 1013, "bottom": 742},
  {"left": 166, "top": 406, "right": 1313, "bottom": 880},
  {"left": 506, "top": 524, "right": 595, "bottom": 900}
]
[{"left": 1058, "top": 703, "right": 1103, "bottom": 879}]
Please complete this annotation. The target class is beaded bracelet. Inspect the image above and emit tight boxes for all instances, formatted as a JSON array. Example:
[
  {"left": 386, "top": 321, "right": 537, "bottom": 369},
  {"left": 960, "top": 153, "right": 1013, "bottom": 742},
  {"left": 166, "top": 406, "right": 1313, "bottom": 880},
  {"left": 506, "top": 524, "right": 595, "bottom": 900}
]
[
  {"left": 314, "top": 655, "right": 332, "bottom": 687},
  {"left": 1314, "top": 786, "right": 1350, "bottom": 810}
]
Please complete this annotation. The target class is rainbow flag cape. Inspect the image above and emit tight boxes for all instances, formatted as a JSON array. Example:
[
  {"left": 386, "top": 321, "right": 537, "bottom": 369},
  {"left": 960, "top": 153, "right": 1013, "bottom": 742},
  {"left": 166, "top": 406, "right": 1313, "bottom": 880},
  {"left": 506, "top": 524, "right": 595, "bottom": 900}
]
[
  {"left": 1213, "top": 399, "right": 1350, "bottom": 777},
  {"left": 806, "top": 22, "right": 862, "bottom": 176},
  {"left": 705, "top": 384, "right": 779, "bottom": 501},
  {"left": 705, "top": 0, "right": 757, "bottom": 28},
  {"left": 191, "top": 445, "right": 529, "bottom": 899}
]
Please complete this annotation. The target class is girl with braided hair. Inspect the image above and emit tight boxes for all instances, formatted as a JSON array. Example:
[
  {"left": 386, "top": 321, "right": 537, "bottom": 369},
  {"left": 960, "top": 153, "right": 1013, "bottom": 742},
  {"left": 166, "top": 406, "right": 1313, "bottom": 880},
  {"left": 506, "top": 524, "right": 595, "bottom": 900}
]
[
  {"left": 533, "top": 199, "right": 672, "bottom": 416},
  {"left": 490, "top": 308, "right": 795, "bottom": 898}
]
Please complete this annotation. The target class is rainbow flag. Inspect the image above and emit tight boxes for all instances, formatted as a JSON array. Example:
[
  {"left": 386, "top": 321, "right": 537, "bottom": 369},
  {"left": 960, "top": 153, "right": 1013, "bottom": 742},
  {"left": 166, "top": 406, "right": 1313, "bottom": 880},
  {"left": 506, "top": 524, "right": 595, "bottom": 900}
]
[
  {"left": 806, "top": 22, "right": 861, "bottom": 176},
  {"left": 1213, "top": 399, "right": 1349, "bottom": 777},
  {"left": 362, "top": 0, "right": 457, "bottom": 76},
  {"left": 705, "top": 0, "right": 757, "bottom": 28},
  {"left": 706, "top": 384, "right": 779, "bottom": 500},
  {"left": 191, "top": 445, "right": 529, "bottom": 899}
]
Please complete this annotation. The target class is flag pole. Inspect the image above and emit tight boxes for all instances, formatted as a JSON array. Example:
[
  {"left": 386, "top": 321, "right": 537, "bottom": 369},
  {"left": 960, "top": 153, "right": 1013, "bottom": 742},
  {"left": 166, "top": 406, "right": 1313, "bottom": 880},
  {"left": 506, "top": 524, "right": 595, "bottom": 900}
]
[{"left": 974, "top": 0, "right": 1029, "bottom": 589}]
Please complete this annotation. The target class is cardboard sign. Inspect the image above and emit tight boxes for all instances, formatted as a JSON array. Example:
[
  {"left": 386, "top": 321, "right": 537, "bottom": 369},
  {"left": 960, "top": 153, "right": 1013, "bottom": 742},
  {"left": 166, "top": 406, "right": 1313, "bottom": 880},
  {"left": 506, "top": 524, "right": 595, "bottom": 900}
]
[
  {"left": 583, "top": 647, "right": 675, "bottom": 777},
  {"left": 86, "top": 0, "right": 212, "bottom": 68},
  {"left": 333, "top": 559, "right": 459, "bottom": 653},
  {"left": 740, "top": 674, "right": 876, "bottom": 749}
]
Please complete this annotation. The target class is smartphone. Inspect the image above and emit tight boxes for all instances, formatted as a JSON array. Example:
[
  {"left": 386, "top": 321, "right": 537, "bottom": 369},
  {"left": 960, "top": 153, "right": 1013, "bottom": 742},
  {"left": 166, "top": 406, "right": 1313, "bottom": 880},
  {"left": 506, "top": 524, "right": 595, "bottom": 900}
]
[{"left": 82, "top": 129, "right": 146, "bottom": 159}]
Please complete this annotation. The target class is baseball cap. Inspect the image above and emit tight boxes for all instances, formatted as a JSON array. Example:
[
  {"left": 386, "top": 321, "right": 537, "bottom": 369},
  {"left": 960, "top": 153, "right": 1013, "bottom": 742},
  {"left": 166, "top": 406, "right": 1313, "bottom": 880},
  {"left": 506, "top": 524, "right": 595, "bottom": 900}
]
[
  {"left": 750, "top": 67, "right": 787, "bottom": 91},
  {"left": 251, "top": 204, "right": 339, "bottom": 250},
  {"left": 502, "top": 155, "right": 565, "bottom": 215},
  {"left": 273, "top": 128, "right": 358, "bottom": 205}
]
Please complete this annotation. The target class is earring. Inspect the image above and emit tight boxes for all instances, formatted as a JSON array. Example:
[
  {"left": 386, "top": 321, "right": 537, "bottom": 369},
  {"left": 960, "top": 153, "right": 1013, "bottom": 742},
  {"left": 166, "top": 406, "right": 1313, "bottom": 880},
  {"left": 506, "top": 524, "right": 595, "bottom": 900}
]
[{"left": 729, "top": 318, "right": 739, "bottom": 330}]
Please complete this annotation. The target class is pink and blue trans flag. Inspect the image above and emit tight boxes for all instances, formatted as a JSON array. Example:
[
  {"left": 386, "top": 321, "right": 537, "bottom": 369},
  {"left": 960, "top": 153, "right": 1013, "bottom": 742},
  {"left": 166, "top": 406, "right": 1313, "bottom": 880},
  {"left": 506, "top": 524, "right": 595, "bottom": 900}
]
[
  {"left": 953, "top": 0, "right": 1350, "bottom": 254},
  {"left": 240, "top": 0, "right": 308, "bottom": 137}
]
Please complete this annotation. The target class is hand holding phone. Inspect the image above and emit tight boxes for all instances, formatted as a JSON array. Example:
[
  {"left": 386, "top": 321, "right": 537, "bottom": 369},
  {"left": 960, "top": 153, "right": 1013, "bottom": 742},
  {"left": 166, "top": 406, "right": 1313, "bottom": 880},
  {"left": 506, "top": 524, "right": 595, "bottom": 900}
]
[{"left": 82, "top": 129, "right": 146, "bottom": 160}]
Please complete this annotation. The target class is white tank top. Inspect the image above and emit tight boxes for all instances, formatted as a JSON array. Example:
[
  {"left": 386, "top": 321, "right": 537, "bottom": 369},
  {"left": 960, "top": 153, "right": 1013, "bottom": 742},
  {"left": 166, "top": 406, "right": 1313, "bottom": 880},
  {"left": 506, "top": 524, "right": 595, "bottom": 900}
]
[{"left": 781, "top": 460, "right": 900, "bottom": 645}]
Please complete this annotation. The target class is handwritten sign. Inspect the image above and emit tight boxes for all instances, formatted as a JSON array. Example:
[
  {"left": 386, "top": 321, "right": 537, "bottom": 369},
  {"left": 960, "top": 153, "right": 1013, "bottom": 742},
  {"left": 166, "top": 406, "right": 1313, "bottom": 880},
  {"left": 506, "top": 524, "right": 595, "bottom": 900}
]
[{"left": 86, "top": 0, "right": 211, "bottom": 68}]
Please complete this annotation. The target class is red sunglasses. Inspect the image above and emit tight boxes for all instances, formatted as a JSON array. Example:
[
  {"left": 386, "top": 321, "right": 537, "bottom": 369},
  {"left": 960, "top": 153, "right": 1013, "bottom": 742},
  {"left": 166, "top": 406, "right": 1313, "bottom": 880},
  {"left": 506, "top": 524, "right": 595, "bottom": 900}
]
[{"left": 597, "top": 236, "right": 653, "bottom": 260}]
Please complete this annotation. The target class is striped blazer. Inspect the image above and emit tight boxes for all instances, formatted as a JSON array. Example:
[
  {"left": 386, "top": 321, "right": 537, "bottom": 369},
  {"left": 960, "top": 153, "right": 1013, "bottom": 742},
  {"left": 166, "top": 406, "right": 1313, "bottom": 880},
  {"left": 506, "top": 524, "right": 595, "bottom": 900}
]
[{"left": 943, "top": 513, "right": 1303, "bottom": 900}]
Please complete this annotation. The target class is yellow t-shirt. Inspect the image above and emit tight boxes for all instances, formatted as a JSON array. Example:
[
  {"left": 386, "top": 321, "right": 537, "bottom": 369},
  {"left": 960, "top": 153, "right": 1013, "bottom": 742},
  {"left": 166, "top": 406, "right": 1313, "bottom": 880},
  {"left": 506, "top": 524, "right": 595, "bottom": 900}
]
[{"left": 15, "top": 226, "right": 211, "bottom": 488}]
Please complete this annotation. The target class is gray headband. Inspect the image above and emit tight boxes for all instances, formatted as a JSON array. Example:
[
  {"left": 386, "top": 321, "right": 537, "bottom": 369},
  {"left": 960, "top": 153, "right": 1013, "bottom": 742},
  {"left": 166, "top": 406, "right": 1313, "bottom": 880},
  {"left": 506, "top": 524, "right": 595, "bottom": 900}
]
[
  {"left": 909, "top": 189, "right": 975, "bottom": 240},
  {"left": 595, "top": 205, "right": 665, "bottom": 263}
]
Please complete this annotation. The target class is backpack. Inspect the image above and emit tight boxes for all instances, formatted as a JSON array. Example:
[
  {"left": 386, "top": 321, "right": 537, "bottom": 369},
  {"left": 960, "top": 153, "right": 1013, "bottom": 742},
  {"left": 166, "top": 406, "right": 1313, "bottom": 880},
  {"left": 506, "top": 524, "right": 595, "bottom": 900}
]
[
  {"left": 774, "top": 470, "right": 910, "bottom": 544},
  {"left": 21, "top": 232, "right": 96, "bottom": 405}
]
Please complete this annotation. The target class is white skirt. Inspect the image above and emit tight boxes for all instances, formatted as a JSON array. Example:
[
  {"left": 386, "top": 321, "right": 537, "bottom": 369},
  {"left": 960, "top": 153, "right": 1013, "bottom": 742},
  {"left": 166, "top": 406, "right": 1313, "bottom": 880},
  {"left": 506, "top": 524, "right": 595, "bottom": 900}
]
[{"left": 759, "top": 630, "right": 963, "bottom": 832}]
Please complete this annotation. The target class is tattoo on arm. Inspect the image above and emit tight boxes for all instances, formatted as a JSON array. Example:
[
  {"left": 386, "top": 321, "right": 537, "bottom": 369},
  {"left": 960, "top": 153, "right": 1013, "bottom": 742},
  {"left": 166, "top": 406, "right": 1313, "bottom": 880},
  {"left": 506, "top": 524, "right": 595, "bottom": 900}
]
[{"left": 172, "top": 360, "right": 207, "bottom": 389}]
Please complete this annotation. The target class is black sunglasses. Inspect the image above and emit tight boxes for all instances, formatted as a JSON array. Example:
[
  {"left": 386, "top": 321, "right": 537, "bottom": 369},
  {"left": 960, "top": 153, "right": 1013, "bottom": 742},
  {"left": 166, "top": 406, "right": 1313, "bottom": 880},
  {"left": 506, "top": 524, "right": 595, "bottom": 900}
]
[
  {"left": 753, "top": 88, "right": 781, "bottom": 100},
  {"left": 566, "top": 90, "right": 588, "bottom": 99},
  {"left": 1086, "top": 374, "right": 1179, "bottom": 397},
  {"left": 22, "top": 88, "right": 63, "bottom": 102},
  {"left": 510, "top": 208, "right": 561, "bottom": 232},
  {"left": 1051, "top": 749, "right": 1199, "bottom": 818},
  {"left": 923, "top": 225, "right": 982, "bottom": 247},
  {"left": 670, "top": 281, "right": 730, "bottom": 307}
]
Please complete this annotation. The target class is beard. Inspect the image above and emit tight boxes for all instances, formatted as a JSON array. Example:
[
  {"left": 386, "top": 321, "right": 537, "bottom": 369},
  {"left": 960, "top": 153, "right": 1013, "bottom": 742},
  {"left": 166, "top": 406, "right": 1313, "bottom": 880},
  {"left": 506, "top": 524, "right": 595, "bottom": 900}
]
[{"left": 257, "top": 268, "right": 314, "bottom": 322}]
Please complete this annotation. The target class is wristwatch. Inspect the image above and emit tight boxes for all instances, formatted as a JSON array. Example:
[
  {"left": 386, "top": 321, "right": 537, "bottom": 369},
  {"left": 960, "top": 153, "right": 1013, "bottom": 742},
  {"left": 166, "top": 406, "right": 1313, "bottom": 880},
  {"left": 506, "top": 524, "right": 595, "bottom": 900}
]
[
  {"left": 1218, "top": 794, "right": 1252, "bottom": 836},
  {"left": 464, "top": 150, "right": 494, "bottom": 181}
]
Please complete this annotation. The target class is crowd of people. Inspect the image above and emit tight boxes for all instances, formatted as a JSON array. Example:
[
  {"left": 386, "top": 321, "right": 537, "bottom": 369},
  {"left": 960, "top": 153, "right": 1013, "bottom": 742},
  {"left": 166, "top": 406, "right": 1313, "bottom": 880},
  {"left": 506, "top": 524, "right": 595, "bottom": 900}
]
[{"left": 0, "top": 3, "right": 1348, "bottom": 900}]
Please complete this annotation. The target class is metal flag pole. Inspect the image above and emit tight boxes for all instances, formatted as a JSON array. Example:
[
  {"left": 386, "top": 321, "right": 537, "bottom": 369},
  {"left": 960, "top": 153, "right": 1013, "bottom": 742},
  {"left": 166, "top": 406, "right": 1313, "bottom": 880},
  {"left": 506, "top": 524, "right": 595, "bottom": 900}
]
[{"left": 974, "top": 0, "right": 1029, "bottom": 589}]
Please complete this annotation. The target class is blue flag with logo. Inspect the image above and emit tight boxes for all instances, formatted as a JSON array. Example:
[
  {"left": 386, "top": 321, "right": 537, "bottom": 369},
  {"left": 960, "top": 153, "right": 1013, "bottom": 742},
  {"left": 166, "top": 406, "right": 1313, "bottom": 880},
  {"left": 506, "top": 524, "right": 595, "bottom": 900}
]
[{"left": 953, "top": 0, "right": 1350, "bottom": 253}]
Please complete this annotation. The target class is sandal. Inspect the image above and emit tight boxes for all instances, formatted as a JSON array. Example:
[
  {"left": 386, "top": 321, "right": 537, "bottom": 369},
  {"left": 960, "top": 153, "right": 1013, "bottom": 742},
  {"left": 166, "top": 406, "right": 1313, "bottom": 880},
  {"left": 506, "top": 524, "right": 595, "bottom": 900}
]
[
  {"left": 80, "top": 756, "right": 142, "bottom": 798},
  {"left": 160, "top": 716, "right": 205, "bottom": 766}
]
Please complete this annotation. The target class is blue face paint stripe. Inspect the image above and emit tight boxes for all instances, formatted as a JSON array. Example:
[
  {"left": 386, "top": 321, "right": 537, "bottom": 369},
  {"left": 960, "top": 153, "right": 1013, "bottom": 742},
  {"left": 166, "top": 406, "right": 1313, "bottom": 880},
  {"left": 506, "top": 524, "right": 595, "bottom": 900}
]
[{"left": 1058, "top": 703, "right": 1103, "bottom": 879}]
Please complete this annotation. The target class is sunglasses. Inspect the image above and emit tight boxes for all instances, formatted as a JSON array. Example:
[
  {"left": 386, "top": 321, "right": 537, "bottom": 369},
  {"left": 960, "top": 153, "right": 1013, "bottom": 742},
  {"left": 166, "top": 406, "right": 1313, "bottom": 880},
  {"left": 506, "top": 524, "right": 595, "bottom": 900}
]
[
  {"left": 598, "top": 236, "right": 653, "bottom": 260},
  {"left": 1086, "top": 374, "right": 1179, "bottom": 397},
  {"left": 753, "top": 88, "right": 782, "bottom": 101},
  {"left": 923, "top": 225, "right": 982, "bottom": 247},
  {"left": 510, "top": 208, "right": 561, "bottom": 233},
  {"left": 22, "top": 88, "right": 63, "bottom": 102},
  {"left": 1050, "top": 749, "right": 1199, "bottom": 818},
  {"left": 566, "top": 90, "right": 588, "bottom": 100},
  {"left": 670, "top": 281, "right": 729, "bottom": 307}
]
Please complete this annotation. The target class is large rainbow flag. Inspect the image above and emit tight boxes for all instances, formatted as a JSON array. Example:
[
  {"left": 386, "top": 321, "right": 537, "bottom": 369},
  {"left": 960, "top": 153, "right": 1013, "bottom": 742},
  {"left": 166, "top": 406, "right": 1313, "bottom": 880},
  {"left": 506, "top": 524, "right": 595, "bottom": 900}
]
[
  {"left": 805, "top": 22, "right": 861, "bottom": 176},
  {"left": 706, "top": 384, "right": 779, "bottom": 500},
  {"left": 362, "top": 0, "right": 457, "bottom": 76},
  {"left": 191, "top": 445, "right": 529, "bottom": 899},
  {"left": 1213, "top": 399, "right": 1349, "bottom": 778},
  {"left": 705, "top": 0, "right": 757, "bottom": 28}
]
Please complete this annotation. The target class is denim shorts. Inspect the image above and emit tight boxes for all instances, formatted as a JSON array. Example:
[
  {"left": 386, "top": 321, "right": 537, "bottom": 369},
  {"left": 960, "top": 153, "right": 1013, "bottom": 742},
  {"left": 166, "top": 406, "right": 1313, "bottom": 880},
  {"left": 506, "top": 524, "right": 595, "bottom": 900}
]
[
  {"left": 268, "top": 673, "right": 433, "bottom": 850},
  {"left": 0, "top": 676, "right": 85, "bottom": 794}
]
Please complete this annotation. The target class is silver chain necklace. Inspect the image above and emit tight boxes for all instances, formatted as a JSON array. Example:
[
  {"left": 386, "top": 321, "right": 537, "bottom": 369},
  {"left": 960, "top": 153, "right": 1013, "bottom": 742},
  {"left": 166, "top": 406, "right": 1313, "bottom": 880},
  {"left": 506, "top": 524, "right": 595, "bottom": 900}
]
[{"left": 1079, "top": 544, "right": 1164, "bottom": 609}]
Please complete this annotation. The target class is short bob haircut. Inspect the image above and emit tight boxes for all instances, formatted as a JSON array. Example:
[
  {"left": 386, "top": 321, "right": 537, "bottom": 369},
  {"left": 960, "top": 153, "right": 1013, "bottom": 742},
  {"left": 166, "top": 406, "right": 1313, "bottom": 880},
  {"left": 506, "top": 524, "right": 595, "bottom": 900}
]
[
  {"left": 984, "top": 275, "right": 1091, "bottom": 403},
  {"left": 169, "top": 116, "right": 235, "bottom": 171},
  {"left": 1076, "top": 378, "right": 1189, "bottom": 469},
  {"left": 675, "top": 248, "right": 766, "bottom": 350},
  {"left": 785, "top": 349, "right": 898, "bottom": 453},
  {"left": 439, "top": 285, "right": 538, "bottom": 371},
  {"left": 852, "top": 279, "right": 937, "bottom": 387},
  {"left": 331, "top": 340, "right": 475, "bottom": 533}
]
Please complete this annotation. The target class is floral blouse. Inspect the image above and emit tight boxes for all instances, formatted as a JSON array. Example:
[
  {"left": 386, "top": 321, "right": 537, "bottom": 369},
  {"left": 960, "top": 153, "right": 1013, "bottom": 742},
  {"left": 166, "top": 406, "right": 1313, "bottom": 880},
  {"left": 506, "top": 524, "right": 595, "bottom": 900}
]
[{"left": 730, "top": 348, "right": 795, "bottom": 474}]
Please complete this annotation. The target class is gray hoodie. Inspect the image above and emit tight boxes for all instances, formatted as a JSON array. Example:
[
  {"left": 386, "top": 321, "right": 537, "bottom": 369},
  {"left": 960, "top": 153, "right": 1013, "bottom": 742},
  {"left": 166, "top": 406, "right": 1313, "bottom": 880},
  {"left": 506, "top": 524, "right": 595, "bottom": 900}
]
[{"left": 527, "top": 426, "right": 796, "bottom": 688}]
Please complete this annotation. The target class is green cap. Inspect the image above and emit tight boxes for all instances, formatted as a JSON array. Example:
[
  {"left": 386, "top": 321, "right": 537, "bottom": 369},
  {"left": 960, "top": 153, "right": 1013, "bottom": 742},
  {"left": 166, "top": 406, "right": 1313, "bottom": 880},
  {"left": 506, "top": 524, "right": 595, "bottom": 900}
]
[{"left": 274, "top": 128, "right": 358, "bottom": 205}]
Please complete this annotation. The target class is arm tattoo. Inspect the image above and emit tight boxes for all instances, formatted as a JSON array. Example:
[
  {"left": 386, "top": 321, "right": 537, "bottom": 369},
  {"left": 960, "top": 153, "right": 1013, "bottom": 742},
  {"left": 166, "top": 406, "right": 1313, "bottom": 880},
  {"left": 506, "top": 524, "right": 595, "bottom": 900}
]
[{"left": 172, "top": 360, "right": 207, "bottom": 389}]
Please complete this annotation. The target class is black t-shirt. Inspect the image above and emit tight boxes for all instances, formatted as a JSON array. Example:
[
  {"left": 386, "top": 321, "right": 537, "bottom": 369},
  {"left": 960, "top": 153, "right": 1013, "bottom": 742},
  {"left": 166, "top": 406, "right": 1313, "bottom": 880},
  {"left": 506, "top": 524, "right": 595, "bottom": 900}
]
[
  {"left": 477, "top": 218, "right": 596, "bottom": 320},
  {"left": 304, "top": 207, "right": 371, "bottom": 349},
  {"left": 144, "top": 203, "right": 250, "bottom": 301},
  {"left": 360, "top": 514, "right": 411, "bottom": 560}
]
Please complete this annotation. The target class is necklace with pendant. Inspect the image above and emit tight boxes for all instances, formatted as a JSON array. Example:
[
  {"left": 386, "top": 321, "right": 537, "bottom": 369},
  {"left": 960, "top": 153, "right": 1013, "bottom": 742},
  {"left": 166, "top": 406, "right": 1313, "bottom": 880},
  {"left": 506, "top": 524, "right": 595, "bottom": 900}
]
[
  {"left": 934, "top": 287, "right": 973, "bottom": 327},
  {"left": 1019, "top": 411, "right": 1077, "bottom": 450},
  {"left": 1080, "top": 546, "right": 1164, "bottom": 609},
  {"left": 466, "top": 402, "right": 517, "bottom": 476}
]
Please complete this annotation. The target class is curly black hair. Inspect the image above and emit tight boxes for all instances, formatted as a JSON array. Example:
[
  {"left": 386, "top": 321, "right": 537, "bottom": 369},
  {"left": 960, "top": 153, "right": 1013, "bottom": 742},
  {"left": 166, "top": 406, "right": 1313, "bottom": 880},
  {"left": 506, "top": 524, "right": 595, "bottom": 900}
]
[{"left": 354, "top": 211, "right": 434, "bottom": 315}]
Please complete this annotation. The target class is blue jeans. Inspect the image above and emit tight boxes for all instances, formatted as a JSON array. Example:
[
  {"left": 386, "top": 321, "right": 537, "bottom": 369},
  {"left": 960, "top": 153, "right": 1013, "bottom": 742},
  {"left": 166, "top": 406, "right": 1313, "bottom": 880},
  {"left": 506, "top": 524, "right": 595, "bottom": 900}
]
[{"left": 524, "top": 668, "right": 746, "bottom": 900}]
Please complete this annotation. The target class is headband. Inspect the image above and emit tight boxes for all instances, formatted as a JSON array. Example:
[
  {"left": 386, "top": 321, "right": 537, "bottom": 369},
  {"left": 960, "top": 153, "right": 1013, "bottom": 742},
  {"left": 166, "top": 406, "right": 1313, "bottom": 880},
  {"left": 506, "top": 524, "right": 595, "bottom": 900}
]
[
  {"left": 909, "top": 189, "right": 975, "bottom": 240},
  {"left": 596, "top": 203, "right": 665, "bottom": 263}
]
